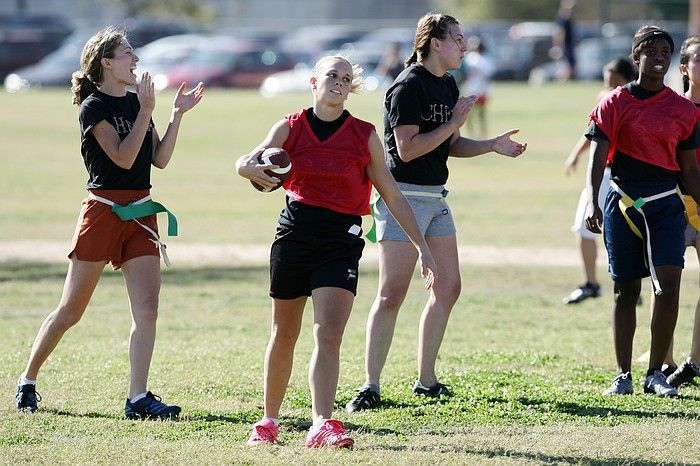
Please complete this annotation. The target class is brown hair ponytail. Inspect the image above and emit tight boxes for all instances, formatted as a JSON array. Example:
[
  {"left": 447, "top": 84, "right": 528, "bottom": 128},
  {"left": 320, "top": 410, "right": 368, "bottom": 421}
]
[
  {"left": 70, "top": 26, "right": 126, "bottom": 106},
  {"left": 405, "top": 11, "right": 459, "bottom": 67}
]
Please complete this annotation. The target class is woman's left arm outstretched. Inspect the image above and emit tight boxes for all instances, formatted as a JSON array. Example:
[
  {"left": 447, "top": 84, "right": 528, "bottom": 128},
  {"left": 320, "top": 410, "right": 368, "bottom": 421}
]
[{"left": 152, "top": 81, "right": 205, "bottom": 169}]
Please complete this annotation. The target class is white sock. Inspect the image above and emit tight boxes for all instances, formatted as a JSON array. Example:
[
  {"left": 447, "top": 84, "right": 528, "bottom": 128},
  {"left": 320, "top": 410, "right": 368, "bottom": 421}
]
[
  {"left": 263, "top": 417, "right": 280, "bottom": 426},
  {"left": 415, "top": 380, "right": 430, "bottom": 390},
  {"left": 18, "top": 374, "right": 36, "bottom": 386},
  {"left": 130, "top": 392, "right": 148, "bottom": 403},
  {"left": 313, "top": 418, "right": 330, "bottom": 429},
  {"left": 364, "top": 383, "right": 380, "bottom": 393}
]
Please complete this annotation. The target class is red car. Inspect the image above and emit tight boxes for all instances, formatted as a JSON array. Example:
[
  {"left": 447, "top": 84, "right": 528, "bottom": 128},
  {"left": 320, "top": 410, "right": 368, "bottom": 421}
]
[{"left": 153, "top": 40, "right": 295, "bottom": 88}]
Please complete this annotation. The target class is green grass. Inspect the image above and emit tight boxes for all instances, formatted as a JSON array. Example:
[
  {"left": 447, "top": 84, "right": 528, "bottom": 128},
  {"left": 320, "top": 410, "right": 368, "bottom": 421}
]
[
  {"left": 2, "top": 262, "right": 700, "bottom": 464},
  {"left": 0, "top": 83, "right": 601, "bottom": 246},
  {"left": 2, "top": 84, "right": 700, "bottom": 464}
]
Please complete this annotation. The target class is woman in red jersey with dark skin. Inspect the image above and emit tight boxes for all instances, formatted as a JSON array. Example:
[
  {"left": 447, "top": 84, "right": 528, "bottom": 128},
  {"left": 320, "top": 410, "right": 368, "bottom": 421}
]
[
  {"left": 585, "top": 26, "right": 700, "bottom": 397},
  {"left": 236, "top": 55, "right": 436, "bottom": 449}
]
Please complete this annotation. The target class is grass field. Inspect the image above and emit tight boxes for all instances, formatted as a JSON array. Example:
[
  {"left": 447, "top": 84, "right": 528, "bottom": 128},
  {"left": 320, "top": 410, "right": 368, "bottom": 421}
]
[
  {"left": 2, "top": 84, "right": 700, "bottom": 464},
  {"left": 1, "top": 82, "right": 601, "bottom": 246}
]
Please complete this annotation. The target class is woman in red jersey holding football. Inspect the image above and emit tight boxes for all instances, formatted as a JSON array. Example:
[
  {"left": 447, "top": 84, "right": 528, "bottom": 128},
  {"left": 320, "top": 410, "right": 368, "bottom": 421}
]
[
  {"left": 236, "top": 55, "right": 436, "bottom": 449},
  {"left": 585, "top": 26, "right": 700, "bottom": 397}
]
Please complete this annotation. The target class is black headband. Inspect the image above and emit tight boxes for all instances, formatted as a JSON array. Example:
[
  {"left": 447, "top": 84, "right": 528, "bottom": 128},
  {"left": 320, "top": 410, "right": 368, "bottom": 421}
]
[{"left": 632, "top": 30, "right": 675, "bottom": 54}]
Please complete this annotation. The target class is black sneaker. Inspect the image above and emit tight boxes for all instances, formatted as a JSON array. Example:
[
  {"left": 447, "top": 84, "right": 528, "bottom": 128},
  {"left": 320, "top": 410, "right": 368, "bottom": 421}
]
[
  {"left": 661, "top": 363, "right": 678, "bottom": 378},
  {"left": 412, "top": 381, "right": 451, "bottom": 397},
  {"left": 345, "top": 386, "right": 381, "bottom": 413},
  {"left": 667, "top": 359, "right": 700, "bottom": 388},
  {"left": 643, "top": 370, "right": 678, "bottom": 397},
  {"left": 125, "top": 391, "right": 181, "bottom": 420},
  {"left": 563, "top": 283, "right": 601, "bottom": 304},
  {"left": 16, "top": 383, "right": 40, "bottom": 412}
]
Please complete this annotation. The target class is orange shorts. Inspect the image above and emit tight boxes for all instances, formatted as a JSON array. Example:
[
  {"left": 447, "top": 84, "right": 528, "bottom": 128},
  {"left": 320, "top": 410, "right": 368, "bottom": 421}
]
[{"left": 68, "top": 189, "right": 160, "bottom": 270}]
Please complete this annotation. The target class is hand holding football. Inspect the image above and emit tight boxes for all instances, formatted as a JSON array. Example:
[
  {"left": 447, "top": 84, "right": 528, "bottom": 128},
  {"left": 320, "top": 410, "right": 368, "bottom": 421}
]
[{"left": 250, "top": 147, "right": 292, "bottom": 192}]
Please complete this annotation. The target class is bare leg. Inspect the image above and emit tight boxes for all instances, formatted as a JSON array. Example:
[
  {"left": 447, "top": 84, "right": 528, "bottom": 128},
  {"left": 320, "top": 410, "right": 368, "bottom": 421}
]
[
  {"left": 262, "top": 296, "right": 305, "bottom": 419},
  {"left": 364, "top": 240, "right": 417, "bottom": 387},
  {"left": 580, "top": 237, "right": 598, "bottom": 285},
  {"left": 121, "top": 256, "right": 161, "bottom": 399},
  {"left": 688, "top": 244, "right": 700, "bottom": 362},
  {"left": 23, "top": 258, "right": 106, "bottom": 379},
  {"left": 309, "top": 287, "right": 354, "bottom": 422},
  {"left": 417, "top": 235, "right": 461, "bottom": 386},
  {"left": 689, "top": 297, "right": 700, "bottom": 362},
  {"left": 612, "top": 279, "right": 640, "bottom": 373},
  {"left": 647, "top": 293, "right": 676, "bottom": 367},
  {"left": 648, "top": 265, "right": 681, "bottom": 370}
]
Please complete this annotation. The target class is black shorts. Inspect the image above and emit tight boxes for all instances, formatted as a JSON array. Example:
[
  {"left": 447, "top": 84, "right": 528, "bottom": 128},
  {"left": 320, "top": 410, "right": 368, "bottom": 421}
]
[{"left": 269, "top": 202, "right": 365, "bottom": 299}]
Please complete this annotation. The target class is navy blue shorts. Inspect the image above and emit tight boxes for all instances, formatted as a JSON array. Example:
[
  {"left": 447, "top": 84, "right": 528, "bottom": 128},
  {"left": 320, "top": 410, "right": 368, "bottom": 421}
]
[
  {"left": 269, "top": 202, "right": 365, "bottom": 299},
  {"left": 604, "top": 180, "right": 685, "bottom": 282}
]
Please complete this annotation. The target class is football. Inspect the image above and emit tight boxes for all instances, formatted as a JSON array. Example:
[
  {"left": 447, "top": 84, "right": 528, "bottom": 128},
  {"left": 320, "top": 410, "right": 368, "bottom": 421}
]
[{"left": 250, "top": 147, "right": 292, "bottom": 192}]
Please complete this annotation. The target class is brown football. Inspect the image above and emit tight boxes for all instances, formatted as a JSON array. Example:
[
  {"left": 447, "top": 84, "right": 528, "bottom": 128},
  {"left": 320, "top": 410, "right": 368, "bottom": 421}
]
[{"left": 250, "top": 147, "right": 292, "bottom": 192}]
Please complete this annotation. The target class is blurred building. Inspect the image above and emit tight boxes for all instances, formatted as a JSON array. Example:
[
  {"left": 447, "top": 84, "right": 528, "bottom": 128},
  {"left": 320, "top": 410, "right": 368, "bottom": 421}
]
[{"left": 0, "top": 0, "right": 434, "bottom": 30}]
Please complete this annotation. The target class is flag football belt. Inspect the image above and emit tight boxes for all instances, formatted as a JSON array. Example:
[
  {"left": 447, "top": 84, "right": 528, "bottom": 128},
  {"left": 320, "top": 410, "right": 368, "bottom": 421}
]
[
  {"left": 365, "top": 189, "right": 447, "bottom": 243},
  {"left": 683, "top": 195, "right": 700, "bottom": 232},
  {"left": 610, "top": 180, "right": 680, "bottom": 295},
  {"left": 87, "top": 192, "right": 177, "bottom": 267}
]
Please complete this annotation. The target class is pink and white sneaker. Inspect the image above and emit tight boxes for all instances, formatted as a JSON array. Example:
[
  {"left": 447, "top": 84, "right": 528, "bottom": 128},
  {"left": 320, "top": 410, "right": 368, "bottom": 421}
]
[
  {"left": 246, "top": 418, "right": 279, "bottom": 445},
  {"left": 305, "top": 419, "right": 354, "bottom": 448}
]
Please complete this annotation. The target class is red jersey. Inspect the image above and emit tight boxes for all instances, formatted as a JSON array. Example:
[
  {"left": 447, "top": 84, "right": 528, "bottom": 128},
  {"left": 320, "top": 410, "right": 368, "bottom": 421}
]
[
  {"left": 590, "top": 86, "right": 697, "bottom": 170},
  {"left": 596, "top": 88, "right": 611, "bottom": 102},
  {"left": 281, "top": 110, "right": 375, "bottom": 216}
]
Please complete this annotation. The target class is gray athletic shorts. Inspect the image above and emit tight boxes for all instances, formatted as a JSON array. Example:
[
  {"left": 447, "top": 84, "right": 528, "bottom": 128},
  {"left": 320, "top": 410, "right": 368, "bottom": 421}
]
[{"left": 375, "top": 182, "right": 456, "bottom": 242}]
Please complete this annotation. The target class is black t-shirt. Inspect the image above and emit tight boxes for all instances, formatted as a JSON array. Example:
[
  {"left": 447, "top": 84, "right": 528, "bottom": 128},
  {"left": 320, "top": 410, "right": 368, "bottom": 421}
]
[
  {"left": 79, "top": 90, "right": 154, "bottom": 189},
  {"left": 305, "top": 107, "right": 349, "bottom": 141},
  {"left": 586, "top": 82, "right": 699, "bottom": 183},
  {"left": 383, "top": 64, "right": 459, "bottom": 185}
]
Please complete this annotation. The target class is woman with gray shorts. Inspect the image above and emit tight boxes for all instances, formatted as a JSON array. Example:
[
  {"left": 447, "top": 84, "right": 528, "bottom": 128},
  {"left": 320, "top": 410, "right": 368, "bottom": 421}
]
[{"left": 346, "top": 12, "right": 527, "bottom": 412}]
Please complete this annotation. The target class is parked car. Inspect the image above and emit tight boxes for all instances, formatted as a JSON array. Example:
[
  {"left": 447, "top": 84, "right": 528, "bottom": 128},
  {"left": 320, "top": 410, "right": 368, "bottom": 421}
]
[
  {"left": 336, "top": 26, "right": 415, "bottom": 72},
  {"left": 4, "top": 21, "right": 196, "bottom": 92},
  {"left": 573, "top": 35, "right": 631, "bottom": 81},
  {"left": 582, "top": 20, "right": 687, "bottom": 81},
  {"left": 276, "top": 25, "right": 369, "bottom": 65},
  {"left": 0, "top": 13, "right": 73, "bottom": 80},
  {"left": 4, "top": 29, "right": 89, "bottom": 92},
  {"left": 152, "top": 40, "right": 295, "bottom": 89},
  {"left": 472, "top": 20, "right": 597, "bottom": 82},
  {"left": 259, "top": 63, "right": 313, "bottom": 97},
  {"left": 135, "top": 34, "right": 221, "bottom": 91},
  {"left": 495, "top": 22, "right": 557, "bottom": 80},
  {"left": 115, "top": 17, "right": 195, "bottom": 48}
]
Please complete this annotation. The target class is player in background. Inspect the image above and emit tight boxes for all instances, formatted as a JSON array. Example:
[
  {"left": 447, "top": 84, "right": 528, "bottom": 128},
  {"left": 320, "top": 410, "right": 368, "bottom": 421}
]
[
  {"left": 236, "top": 55, "right": 436, "bottom": 448},
  {"left": 462, "top": 35, "right": 494, "bottom": 137},
  {"left": 563, "top": 58, "right": 636, "bottom": 305}
]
